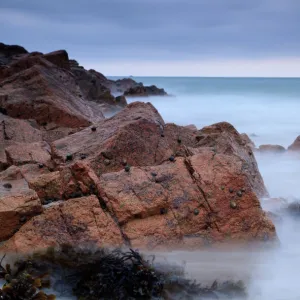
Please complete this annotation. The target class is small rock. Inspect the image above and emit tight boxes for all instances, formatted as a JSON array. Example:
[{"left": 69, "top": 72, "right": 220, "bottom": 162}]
[
  {"left": 91, "top": 126, "right": 97, "bottom": 132},
  {"left": 194, "top": 209, "right": 200, "bottom": 216},
  {"left": 124, "top": 165, "right": 130, "bottom": 172},
  {"left": 151, "top": 172, "right": 157, "bottom": 177},
  {"left": 229, "top": 188, "right": 234, "bottom": 193},
  {"left": 38, "top": 163, "right": 44, "bottom": 169},
  {"left": 3, "top": 183, "right": 12, "bottom": 189},
  {"left": 230, "top": 200, "right": 237, "bottom": 209},
  {"left": 221, "top": 186, "right": 225, "bottom": 190}
]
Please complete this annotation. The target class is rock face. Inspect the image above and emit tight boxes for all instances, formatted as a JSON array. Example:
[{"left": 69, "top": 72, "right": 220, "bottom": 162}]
[
  {"left": 288, "top": 136, "right": 300, "bottom": 152},
  {"left": 0, "top": 113, "right": 44, "bottom": 170},
  {"left": 0, "top": 189, "right": 42, "bottom": 242},
  {"left": 2, "top": 196, "right": 123, "bottom": 253},
  {"left": 258, "top": 144, "right": 286, "bottom": 153},
  {"left": 124, "top": 85, "right": 167, "bottom": 97},
  {"left": 0, "top": 101, "right": 275, "bottom": 253}
]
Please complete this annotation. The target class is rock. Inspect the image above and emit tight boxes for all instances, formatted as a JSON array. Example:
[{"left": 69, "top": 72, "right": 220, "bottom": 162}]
[
  {"left": 288, "top": 136, "right": 300, "bottom": 152},
  {"left": 98, "top": 155, "right": 276, "bottom": 250},
  {"left": 240, "top": 133, "right": 256, "bottom": 149},
  {"left": 5, "top": 141, "right": 52, "bottom": 167},
  {"left": 27, "top": 170, "right": 73, "bottom": 203},
  {"left": 43, "top": 50, "right": 70, "bottom": 69},
  {"left": 70, "top": 65, "right": 118, "bottom": 107},
  {"left": 185, "top": 124, "right": 198, "bottom": 131},
  {"left": 52, "top": 102, "right": 171, "bottom": 174},
  {"left": 195, "top": 122, "right": 268, "bottom": 198},
  {"left": 108, "top": 78, "right": 141, "bottom": 94},
  {"left": 0, "top": 165, "right": 23, "bottom": 181},
  {"left": 52, "top": 104, "right": 267, "bottom": 198},
  {"left": 124, "top": 85, "right": 167, "bottom": 97},
  {"left": 258, "top": 144, "right": 286, "bottom": 153},
  {"left": 0, "top": 51, "right": 104, "bottom": 128},
  {"left": 0, "top": 114, "right": 43, "bottom": 170},
  {"left": 0, "top": 189, "right": 42, "bottom": 241},
  {"left": 0, "top": 42, "right": 28, "bottom": 66},
  {"left": 1, "top": 196, "right": 123, "bottom": 253}
]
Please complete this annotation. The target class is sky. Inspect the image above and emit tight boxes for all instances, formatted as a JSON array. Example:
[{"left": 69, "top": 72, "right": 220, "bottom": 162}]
[{"left": 1, "top": 0, "right": 300, "bottom": 77}]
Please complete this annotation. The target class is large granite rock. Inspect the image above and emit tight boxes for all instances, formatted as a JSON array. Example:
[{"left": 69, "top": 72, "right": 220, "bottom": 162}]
[{"left": 2, "top": 196, "right": 123, "bottom": 253}]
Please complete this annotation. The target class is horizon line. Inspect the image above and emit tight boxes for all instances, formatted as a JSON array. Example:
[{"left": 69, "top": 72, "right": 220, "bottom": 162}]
[{"left": 107, "top": 75, "right": 300, "bottom": 79}]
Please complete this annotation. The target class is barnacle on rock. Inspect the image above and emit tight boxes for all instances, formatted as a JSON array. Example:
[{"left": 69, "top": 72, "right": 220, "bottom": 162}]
[
  {"left": 66, "top": 154, "right": 73, "bottom": 161},
  {"left": 3, "top": 183, "right": 12, "bottom": 189}
]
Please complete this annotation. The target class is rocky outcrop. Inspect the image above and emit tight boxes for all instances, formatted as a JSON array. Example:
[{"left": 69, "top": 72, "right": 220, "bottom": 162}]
[
  {"left": 51, "top": 103, "right": 268, "bottom": 198},
  {"left": 288, "top": 136, "right": 300, "bottom": 152},
  {"left": 0, "top": 43, "right": 28, "bottom": 66},
  {"left": 258, "top": 144, "right": 286, "bottom": 153},
  {"left": 2, "top": 102, "right": 274, "bottom": 252},
  {"left": 124, "top": 85, "right": 167, "bottom": 97},
  {"left": 0, "top": 54, "right": 104, "bottom": 127},
  {"left": 0, "top": 43, "right": 274, "bottom": 253},
  {"left": 69, "top": 61, "right": 126, "bottom": 112}
]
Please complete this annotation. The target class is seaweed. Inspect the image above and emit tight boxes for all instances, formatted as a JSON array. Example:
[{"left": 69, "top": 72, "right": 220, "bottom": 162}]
[
  {"left": 0, "top": 245, "right": 247, "bottom": 300},
  {"left": 0, "top": 254, "right": 56, "bottom": 299}
]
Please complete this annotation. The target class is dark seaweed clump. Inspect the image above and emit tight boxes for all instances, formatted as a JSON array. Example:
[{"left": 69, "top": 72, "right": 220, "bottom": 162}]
[
  {"left": 0, "top": 245, "right": 247, "bottom": 300},
  {"left": 0, "top": 254, "right": 55, "bottom": 299}
]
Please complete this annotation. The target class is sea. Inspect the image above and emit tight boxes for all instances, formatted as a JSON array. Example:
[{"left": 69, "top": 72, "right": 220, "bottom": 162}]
[{"left": 109, "top": 76, "right": 300, "bottom": 300}]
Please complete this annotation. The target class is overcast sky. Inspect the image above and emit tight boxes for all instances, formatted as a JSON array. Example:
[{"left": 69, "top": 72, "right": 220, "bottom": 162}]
[{"left": 1, "top": 0, "right": 300, "bottom": 76}]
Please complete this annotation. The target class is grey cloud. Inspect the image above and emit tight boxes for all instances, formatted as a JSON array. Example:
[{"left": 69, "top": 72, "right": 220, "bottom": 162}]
[{"left": 1, "top": 0, "right": 300, "bottom": 61}]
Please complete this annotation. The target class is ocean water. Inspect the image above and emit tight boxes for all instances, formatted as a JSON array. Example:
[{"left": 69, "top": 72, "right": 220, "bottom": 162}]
[{"left": 119, "top": 77, "right": 300, "bottom": 299}]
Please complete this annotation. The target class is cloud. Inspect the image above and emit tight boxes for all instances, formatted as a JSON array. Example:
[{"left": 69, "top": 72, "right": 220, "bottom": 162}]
[{"left": 1, "top": 0, "right": 300, "bottom": 75}]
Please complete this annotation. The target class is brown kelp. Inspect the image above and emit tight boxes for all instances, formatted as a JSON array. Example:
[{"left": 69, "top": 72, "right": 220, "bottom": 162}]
[
  {"left": 0, "top": 254, "right": 56, "bottom": 299},
  {"left": 0, "top": 245, "right": 247, "bottom": 299}
]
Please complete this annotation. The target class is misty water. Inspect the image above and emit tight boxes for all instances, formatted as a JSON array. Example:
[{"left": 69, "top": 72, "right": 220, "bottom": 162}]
[{"left": 121, "top": 77, "right": 300, "bottom": 299}]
